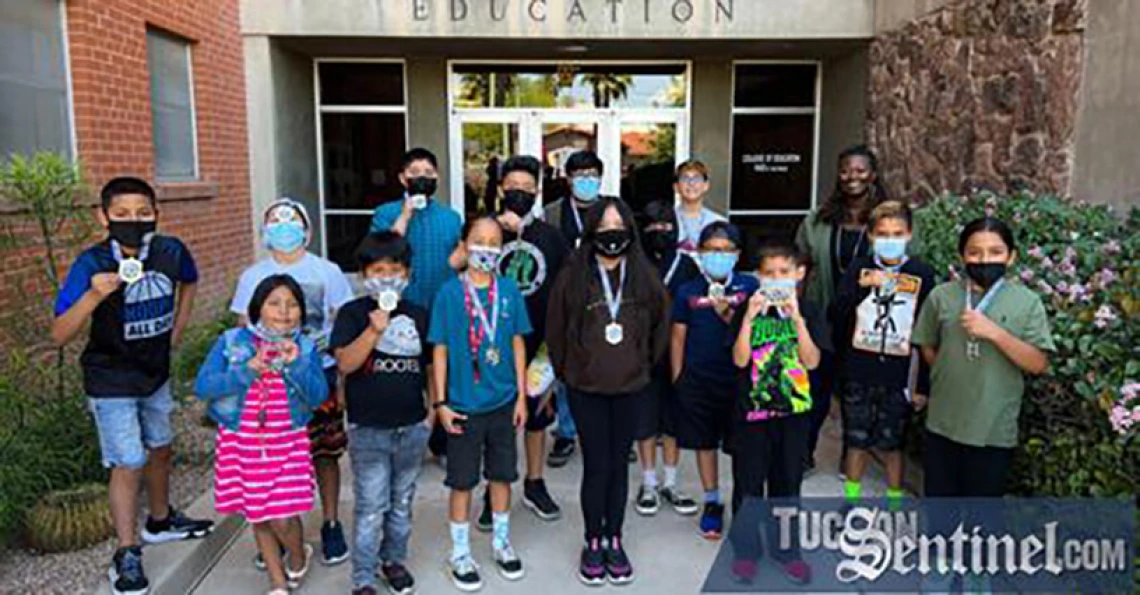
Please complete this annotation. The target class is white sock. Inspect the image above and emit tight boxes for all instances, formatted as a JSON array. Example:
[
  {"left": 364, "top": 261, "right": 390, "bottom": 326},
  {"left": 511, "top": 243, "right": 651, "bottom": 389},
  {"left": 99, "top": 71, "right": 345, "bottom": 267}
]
[
  {"left": 450, "top": 522, "right": 470, "bottom": 561},
  {"left": 642, "top": 469, "right": 658, "bottom": 488},
  {"left": 663, "top": 465, "right": 678, "bottom": 488}
]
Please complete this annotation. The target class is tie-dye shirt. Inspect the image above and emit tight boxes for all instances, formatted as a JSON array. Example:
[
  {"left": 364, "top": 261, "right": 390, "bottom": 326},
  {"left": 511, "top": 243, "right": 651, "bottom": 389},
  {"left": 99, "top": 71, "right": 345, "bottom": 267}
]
[{"left": 728, "top": 300, "right": 825, "bottom": 424}]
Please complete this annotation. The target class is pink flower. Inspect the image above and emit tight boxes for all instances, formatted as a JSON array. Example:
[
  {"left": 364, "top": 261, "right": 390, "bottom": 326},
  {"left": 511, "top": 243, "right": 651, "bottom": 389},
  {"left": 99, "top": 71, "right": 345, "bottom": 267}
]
[
  {"left": 1094, "top": 305, "right": 1117, "bottom": 328},
  {"left": 1027, "top": 246, "right": 1044, "bottom": 259},
  {"left": 1059, "top": 260, "right": 1076, "bottom": 276},
  {"left": 1102, "top": 240, "right": 1122, "bottom": 255},
  {"left": 1056, "top": 281, "right": 1070, "bottom": 294},
  {"left": 1109, "top": 405, "right": 1134, "bottom": 435},
  {"left": 1064, "top": 247, "right": 1077, "bottom": 261},
  {"left": 1122, "top": 383, "right": 1140, "bottom": 402},
  {"left": 1037, "top": 280, "right": 1054, "bottom": 295},
  {"left": 1040, "top": 257, "right": 1054, "bottom": 268},
  {"left": 1097, "top": 269, "right": 1118, "bottom": 288},
  {"left": 1068, "top": 283, "right": 1089, "bottom": 302},
  {"left": 1020, "top": 269, "right": 1036, "bottom": 282}
]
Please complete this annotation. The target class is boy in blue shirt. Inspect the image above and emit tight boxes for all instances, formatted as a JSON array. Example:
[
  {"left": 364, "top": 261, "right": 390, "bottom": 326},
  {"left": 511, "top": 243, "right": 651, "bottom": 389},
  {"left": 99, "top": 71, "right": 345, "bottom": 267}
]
[
  {"left": 429, "top": 217, "right": 531, "bottom": 592},
  {"left": 670, "top": 222, "right": 758, "bottom": 540},
  {"left": 52, "top": 177, "right": 213, "bottom": 595}
]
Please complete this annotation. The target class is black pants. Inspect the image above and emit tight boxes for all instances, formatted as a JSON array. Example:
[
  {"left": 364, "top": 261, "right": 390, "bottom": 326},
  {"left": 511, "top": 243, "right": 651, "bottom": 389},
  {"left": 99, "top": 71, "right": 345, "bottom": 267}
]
[
  {"left": 568, "top": 388, "right": 642, "bottom": 540},
  {"left": 922, "top": 430, "right": 1013, "bottom": 497},
  {"left": 805, "top": 350, "right": 836, "bottom": 463},
  {"left": 729, "top": 415, "right": 810, "bottom": 562}
]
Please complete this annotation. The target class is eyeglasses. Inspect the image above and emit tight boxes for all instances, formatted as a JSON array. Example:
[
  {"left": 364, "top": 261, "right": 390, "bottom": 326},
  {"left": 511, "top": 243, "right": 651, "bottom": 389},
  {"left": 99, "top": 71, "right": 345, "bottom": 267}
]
[{"left": 678, "top": 175, "right": 707, "bottom": 185}]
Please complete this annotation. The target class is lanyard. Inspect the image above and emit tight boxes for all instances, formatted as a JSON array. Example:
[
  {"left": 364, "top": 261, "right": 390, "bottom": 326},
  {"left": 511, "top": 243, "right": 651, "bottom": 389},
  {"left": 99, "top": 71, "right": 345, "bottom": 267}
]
[
  {"left": 570, "top": 202, "right": 584, "bottom": 234},
  {"left": 704, "top": 271, "right": 734, "bottom": 291},
  {"left": 663, "top": 252, "right": 683, "bottom": 286},
  {"left": 110, "top": 235, "right": 153, "bottom": 263},
  {"left": 597, "top": 258, "right": 626, "bottom": 323},
  {"left": 463, "top": 274, "right": 500, "bottom": 365},
  {"left": 872, "top": 254, "right": 908, "bottom": 274},
  {"left": 965, "top": 278, "right": 1005, "bottom": 314},
  {"left": 833, "top": 226, "right": 866, "bottom": 276}
]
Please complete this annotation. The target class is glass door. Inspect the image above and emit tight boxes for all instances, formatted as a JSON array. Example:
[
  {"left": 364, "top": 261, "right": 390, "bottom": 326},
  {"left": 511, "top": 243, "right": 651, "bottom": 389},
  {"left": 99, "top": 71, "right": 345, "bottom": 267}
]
[{"left": 448, "top": 112, "right": 522, "bottom": 220}]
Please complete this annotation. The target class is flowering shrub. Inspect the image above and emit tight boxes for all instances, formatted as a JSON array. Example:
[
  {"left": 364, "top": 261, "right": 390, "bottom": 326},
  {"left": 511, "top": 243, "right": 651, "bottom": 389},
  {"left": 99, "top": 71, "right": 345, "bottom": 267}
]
[{"left": 914, "top": 192, "right": 1139, "bottom": 498}]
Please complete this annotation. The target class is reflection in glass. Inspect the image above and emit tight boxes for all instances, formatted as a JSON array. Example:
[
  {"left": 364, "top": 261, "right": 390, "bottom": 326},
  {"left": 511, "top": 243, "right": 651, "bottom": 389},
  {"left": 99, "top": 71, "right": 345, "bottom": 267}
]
[
  {"left": 325, "top": 215, "right": 373, "bottom": 272},
  {"left": 322, "top": 113, "right": 407, "bottom": 210},
  {"left": 452, "top": 64, "right": 687, "bottom": 110},
  {"left": 319, "top": 62, "right": 405, "bottom": 106},
  {"left": 541, "top": 123, "right": 598, "bottom": 206},
  {"left": 620, "top": 122, "right": 677, "bottom": 215},
  {"left": 462, "top": 122, "right": 519, "bottom": 219},
  {"left": 733, "top": 64, "right": 818, "bottom": 109}
]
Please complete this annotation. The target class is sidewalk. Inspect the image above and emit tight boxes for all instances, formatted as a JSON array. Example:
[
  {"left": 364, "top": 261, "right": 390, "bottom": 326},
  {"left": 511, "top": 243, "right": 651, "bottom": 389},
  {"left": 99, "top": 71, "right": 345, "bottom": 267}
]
[{"left": 191, "top": 413, "right": 887, "bottom": 594}]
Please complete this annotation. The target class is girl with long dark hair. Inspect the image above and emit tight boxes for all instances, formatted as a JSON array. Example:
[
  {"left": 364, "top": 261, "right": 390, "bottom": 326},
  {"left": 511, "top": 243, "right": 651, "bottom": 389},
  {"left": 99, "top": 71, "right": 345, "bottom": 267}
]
[{"left": 546, "top": 197, "right": 670, "bottom": 586}]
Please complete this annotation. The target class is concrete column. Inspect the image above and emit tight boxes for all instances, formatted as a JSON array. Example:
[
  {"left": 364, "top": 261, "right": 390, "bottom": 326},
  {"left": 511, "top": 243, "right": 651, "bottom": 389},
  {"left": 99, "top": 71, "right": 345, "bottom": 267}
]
[
  {"left": 818, "top": 47, "right": 870, "bottom": 203},
  {"left": 406, "top": 57, "right": 451, "bottom": 206},
  {"left": 243, "top": 35, "right": 277, "bottom": 258},
  {"left": 690, "top": 58, "right": 734, "bottom": 215}
]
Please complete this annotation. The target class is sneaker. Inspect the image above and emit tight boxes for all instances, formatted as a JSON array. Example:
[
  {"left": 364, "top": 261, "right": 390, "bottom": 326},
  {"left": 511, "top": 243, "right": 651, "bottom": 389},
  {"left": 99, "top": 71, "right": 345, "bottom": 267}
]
[
  {"left": 577, "top": 538, "right": 606, "bottom": 586},
  {"left": 730, "top": 558, "right": 758, "bottom": 583},
  {"left": 699, "top": 502, "right": 725, "bottom": 540},
  {"left": 253, "top": 546, "right": 287, "bottom": 571},
  {"left": 109, "top": 546, "right": 148, "bottom": 595},
  {"left": 141, "top": 508, "right": 214, "bottom": 544},
  {"left": 548, "top": 437, "right": 575, "bottom": 468},
  {"left": 476, "top": 490, "right": 493, "bottom": 533},
  {"left": 285, "top": 543, "right": 313, "bottom": 589},
  {"left": 603, "top": 536, "right": 634, "bottom": 585},
  {"left": 781, "top": 559, "right": 812, "bottom": 585},
  {"left": 634, "top": 485, "right": 659, "bottom": 516},
  {"left": 380, "top": 562, "right": 416, "bottom": 595},
  {"left": 352, "top": 586, "right": 379, "bottom": 595},
  {"left": 448, "top": 554, "right": 483, "bottom": 592},
  {"left": 492, "top": 543, "right": 525, "bottom": 581},
  {"left": 660, "top": 486, "right": 699, "bottom": 515},
  {"left": 522, "top": 478, "right": 561, "bottom": 521},
  {"left": 321, "top": 520, "right": 349, "bottom": 566}
]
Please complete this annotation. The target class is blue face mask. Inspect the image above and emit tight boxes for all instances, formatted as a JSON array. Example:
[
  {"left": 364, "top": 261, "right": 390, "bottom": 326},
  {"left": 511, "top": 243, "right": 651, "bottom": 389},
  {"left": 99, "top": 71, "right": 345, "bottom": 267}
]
[
  {"left": 699, "top": 251, "right": 738, "bottom": 280},
  {"left": 571, "top": 176, "right": 601, "bottom": 202},
  {"left": 873, "top": 237, "right": 908, "bottom": 262},
  {"left": 264, "top": 220, "right": 306, "bottom": 252}
]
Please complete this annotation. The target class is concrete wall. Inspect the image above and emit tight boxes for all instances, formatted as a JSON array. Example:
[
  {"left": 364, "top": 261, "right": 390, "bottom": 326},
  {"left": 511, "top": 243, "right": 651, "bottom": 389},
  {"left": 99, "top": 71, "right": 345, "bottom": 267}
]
[
  {"left": 873, "top": 0, "right": 955, "bottom": 33},
  {"left": 406, "top": 57, "right": 451, "bottom": 205},
  {"left": 1071, "top": 0, "right": 1140, "bottom": 209},
  {"left": 271, "top": 43, "right": 320, "bottom": 249},
  {"left": 818, "top": 47, "right": 870, "bottom": 203},
  {"left": 689, "top": 58, "right": 734, "bottom": 214}
]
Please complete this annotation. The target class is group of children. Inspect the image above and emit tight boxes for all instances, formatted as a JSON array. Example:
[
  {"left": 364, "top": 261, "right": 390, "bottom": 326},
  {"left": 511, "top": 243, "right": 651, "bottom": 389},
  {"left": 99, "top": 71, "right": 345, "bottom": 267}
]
[{"left": 54, "top": 145, "right": 1054, "bottom": 595}]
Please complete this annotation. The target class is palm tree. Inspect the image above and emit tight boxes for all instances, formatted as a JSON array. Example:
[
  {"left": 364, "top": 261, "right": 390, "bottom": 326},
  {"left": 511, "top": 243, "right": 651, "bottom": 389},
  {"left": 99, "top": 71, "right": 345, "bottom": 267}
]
[{"left": 581, "top": 73, "right": 633, "bottom": 108}]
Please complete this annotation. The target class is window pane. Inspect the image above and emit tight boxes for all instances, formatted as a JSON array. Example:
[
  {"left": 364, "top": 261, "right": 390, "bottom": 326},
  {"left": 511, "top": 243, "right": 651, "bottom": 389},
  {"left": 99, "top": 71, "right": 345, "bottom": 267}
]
[
  {"left": 734, "top": 64, "right": 817, "bottom": 108},
  {"left": 620, "top": 122, "right": 676, "bottom": 215},
  {"left": 730, "top": 114, "right": 815, "bottom": 211},
  {"left": 325, "top": 215, "right": 373, "bottom": 273},
  {"left": 541, "top": 122, "right": 597, "bottom": 205},
  {"left": 461, "top": 122, "right": 519, "bottom": 219},
  {"left": 321, "top": 113, "right": 407, "bottom": 210},
  {"left": 452, "top": 64, "right": 687, "bottom": 109},
  {"left": 319, "top": 62, "right": 404, "bottom": 106},
  {"left": 0, "top": 0, "right": 70, "bottom": 159},
  {"left": 147, "top": 30, "right": 196, "bottom": 180},
  {"left": 730, "top": 214, "right": 806, "bottom": 269}
]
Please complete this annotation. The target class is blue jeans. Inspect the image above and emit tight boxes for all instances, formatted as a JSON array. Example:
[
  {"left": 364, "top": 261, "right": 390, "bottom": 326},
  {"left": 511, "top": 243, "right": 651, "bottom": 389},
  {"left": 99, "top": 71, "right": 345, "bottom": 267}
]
[
  {"left": 553, "top": 381, "right": 578, "bottom": 440},
  {"left": 348, "top": 422, "right": 430, "bottom": 587},
  {"left": 87, "top": 381, "right": 175, "bottom": 469}
]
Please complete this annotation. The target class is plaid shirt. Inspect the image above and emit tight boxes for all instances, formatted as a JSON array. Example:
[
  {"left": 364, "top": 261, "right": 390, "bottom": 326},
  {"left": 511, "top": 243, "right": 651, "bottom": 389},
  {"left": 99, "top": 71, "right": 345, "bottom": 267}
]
[{"left": 370, "top": 197, "right": 462, "bottom": 312}]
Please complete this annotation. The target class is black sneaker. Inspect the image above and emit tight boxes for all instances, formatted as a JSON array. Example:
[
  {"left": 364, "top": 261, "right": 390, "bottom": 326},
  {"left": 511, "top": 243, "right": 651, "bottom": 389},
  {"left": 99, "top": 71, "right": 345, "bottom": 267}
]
[
  {"left": 141, "top": 508, "right": 214, "bottom": 544},
  {"left": 492, "top": 542, "right": 525, "bottom": 581},
  {"left": 660, "top": 486, "right": 700, "bottom": 516},
  {"left": 476, "top": 490, "right": 493, "bottom": 533},
  {"left": 380, "top": 562, "right": 416, "bottom": 595},
  {"left": 578, "top": 538, "right": 606, "bottom": 586},
  {"left": 604, "top": 536, "right": 634, "bottom": 585},
  {"left": 548, "top": 437, "right": 575, "bottom": 468},
  {"left": 448, "top": 554, "right": 483, "bottom": 592},
  {"left": 634, "top": 485, "right": 659, "bottom": 516},
  {"left": 320, "top": 520, "right": 350, "bottom": 566},
  {"left": 522, "top": 478, "right": 561, "bottom": 521},
  {"left": 109, "top": 546, "right": 148, "bottom": 595}
]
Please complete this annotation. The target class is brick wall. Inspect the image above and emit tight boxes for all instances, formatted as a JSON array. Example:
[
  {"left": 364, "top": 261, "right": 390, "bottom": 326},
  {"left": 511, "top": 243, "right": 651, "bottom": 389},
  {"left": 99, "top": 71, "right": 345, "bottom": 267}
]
[{"left": 0, "top": 0, "right": 251, "bottom": 332}]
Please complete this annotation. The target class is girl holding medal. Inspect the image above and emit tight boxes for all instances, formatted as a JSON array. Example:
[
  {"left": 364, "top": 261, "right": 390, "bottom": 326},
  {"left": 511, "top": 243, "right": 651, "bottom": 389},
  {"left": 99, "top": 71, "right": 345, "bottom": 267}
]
[
  {"left": 547, "top": 198, "right": 670, "bottom": 586},
  {"left": 428, "top": 217, "right": 532, "bottom": 591},
  {"left": 195, "top": 275, "right": 329, "bottom": 595},
  {"left": 912, "top": 218, "right": 1054, "bottom": 497}
]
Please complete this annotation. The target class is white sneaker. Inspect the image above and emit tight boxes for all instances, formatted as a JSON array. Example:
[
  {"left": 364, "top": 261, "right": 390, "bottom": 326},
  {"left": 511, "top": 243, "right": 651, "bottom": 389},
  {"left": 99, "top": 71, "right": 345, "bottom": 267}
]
[
  {"left": 492, "top": 543, "right": 525, "bottom": 581},
  {"left": 448, "top": 554, "right": 483, "bottom": 592}
]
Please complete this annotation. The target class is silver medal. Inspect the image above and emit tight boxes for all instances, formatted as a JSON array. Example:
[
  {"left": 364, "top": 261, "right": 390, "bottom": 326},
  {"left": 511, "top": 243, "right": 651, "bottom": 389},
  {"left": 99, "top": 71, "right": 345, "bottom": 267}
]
[
  {"left": 605, "top": 322, "right": 624, "bottom": 346},
  {"left": 118, "top": 257, "right": 144, "bottom": 284},
  {"left": 881, "top": 275, "right": 898, "bottom": 296},
  {"left": 966, "top": 339, "right": 981, "bottom": 361},
  {"left": 485, "top": 346, "right": 501, "bottom": 366},
  {"left": 377, "top": 290, "right": 399, "bottom": 312},
  {"left": 708, "top": 283, "right": 726, "bottom": 300},
  {"left": 410, "top": 194, "right": 428, "bottom": 210}
]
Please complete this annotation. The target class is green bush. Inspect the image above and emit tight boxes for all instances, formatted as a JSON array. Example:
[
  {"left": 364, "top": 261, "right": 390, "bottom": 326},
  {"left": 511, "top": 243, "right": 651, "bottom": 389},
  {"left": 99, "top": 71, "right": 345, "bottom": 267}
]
[{"left": 913, "top": 191, "right": 1139, "bottom": 497}]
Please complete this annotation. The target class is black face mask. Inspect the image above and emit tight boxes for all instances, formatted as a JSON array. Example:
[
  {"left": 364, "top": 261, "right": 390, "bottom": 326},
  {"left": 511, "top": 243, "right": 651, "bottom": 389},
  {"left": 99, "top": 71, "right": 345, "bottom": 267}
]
[
  {"left": 594, "top": 229, "right": 632, "bottom": 257},
  {"left": 108, "top": 220, "right": 157, "bottom": 248},
  {"left": 502, "top": 189, "right": 537, "bottom": 218},
  {"left": 644, "top": 225, "right": 678, "bottom": 256},
  {"left": 406, "top": 176, "right": 438, "bottom": 197},
  {"left": 965, "top": 262, "right": 1008, "bottom": 288}
]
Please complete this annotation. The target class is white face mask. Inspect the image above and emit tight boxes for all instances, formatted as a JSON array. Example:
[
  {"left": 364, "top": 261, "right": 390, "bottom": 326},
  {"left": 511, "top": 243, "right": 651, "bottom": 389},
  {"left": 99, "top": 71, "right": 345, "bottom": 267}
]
[{"left": 468, "top": 245, "right": 502, "bottom": 273}]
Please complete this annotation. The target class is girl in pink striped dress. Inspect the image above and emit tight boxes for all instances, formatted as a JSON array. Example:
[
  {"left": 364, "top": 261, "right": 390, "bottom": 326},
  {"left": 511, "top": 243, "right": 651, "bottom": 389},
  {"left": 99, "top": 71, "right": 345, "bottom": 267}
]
[{"left": 196, "top": 275, "right": 330, "bottom": 594}]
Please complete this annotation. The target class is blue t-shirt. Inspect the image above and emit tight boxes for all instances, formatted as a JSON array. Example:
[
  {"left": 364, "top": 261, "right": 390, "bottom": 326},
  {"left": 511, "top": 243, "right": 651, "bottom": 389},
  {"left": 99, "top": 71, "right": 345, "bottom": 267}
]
[
  {"left": 370, "top": 198, "right": 462, "bottom": 313},
  {"left": 428, "top": 275, "right": 532, "bottom": 415},
  {"left": 55, "top": 235, "right": 198, "bottom": 397},
  {"left": 672, "top": 273, "right": 759, "bottom": 382}
]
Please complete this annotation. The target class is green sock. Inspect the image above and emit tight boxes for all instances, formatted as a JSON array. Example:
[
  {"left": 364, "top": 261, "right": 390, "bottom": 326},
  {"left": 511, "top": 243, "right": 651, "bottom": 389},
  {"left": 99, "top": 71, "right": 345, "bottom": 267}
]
[
  {"left": 843, "top": 480, "right": 861, "bottom": 503},
  {"left": 886, "top": 487, "right": 905, "bottom": 511}
]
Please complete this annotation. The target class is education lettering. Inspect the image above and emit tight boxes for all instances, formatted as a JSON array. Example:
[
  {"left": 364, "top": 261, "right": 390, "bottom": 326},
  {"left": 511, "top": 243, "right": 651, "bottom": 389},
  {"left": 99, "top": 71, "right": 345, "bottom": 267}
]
[{"left": 412, "top": 0, "right": 734, "bottom": 24}]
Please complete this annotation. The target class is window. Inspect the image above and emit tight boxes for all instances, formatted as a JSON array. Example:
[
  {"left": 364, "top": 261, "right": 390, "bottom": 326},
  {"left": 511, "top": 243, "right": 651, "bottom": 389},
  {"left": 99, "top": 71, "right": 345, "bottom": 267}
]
[
  {"left": 0, "top": 0, "right": 71, "bottom": 160},
  {"left": 728, "top": 63, "right": 820, "bottom": 242},
  {"left": 147, "top": 29, "right": 197, "bottom": 181},
  {"left": 317, "top": 60, "right": 408, "bottom": 272}
]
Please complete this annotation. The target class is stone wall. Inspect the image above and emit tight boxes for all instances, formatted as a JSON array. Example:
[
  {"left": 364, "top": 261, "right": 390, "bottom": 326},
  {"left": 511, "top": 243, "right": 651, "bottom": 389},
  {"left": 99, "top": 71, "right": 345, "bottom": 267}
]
[{"left": 868, "top": 0, "right": 1086, "bottom": 200}]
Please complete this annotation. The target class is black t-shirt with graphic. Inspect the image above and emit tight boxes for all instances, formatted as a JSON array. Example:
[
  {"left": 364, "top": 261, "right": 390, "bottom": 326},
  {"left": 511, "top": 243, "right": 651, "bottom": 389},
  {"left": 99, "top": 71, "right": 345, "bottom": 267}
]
[
  {"left": 329, "top": 297, "right": 431, "bottom": 428},
  {"left": 54, "top": 235, "right": 198, "bottom": 397},
  {"left": 499, "top": 219, "right": 569, "bottom": 361}
]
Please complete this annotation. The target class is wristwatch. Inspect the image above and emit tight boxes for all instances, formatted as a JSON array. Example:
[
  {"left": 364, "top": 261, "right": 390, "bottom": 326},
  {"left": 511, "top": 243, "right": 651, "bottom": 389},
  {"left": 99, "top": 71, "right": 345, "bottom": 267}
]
[{"left": 432, "top": 400, "right": 449, "bottom": 410}]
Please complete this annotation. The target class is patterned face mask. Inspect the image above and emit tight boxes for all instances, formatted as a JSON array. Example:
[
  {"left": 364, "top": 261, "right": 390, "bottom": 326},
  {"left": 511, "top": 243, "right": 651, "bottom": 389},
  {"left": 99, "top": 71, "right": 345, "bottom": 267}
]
[{"left": 468, "top": 246, "right": 502, "bottom": 272}]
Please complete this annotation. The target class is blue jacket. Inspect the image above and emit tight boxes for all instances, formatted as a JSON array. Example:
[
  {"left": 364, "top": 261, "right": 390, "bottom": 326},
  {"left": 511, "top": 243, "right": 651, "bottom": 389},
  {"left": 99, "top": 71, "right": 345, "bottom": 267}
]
[{"left": 194, "top": 327, "right": 328, "bottom": 432}]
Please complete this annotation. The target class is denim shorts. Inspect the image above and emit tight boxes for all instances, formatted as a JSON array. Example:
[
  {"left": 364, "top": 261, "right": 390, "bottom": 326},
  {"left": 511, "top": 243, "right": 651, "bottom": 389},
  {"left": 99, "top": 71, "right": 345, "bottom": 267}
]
[{"left": 87, "top": 381, "right": 175, "bottom": 470}]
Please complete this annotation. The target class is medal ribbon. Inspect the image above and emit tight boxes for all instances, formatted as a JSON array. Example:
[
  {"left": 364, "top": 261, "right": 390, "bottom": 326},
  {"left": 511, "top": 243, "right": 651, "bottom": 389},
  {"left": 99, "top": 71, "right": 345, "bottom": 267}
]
[
  {"left": 597, "top": 258, "right": 627, "bottom": 324},
  {"left": 463, "top": 273, "right": 499, "bottom": 380},
  {"left": 964, "top": 278, "right": 1005, "bottom": 314},
  {"left": 110, "top": 233, "right": 154, "bottom": 264},
  {"left": 663, "top": 252, "right": 683, "bottom": 286}
]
